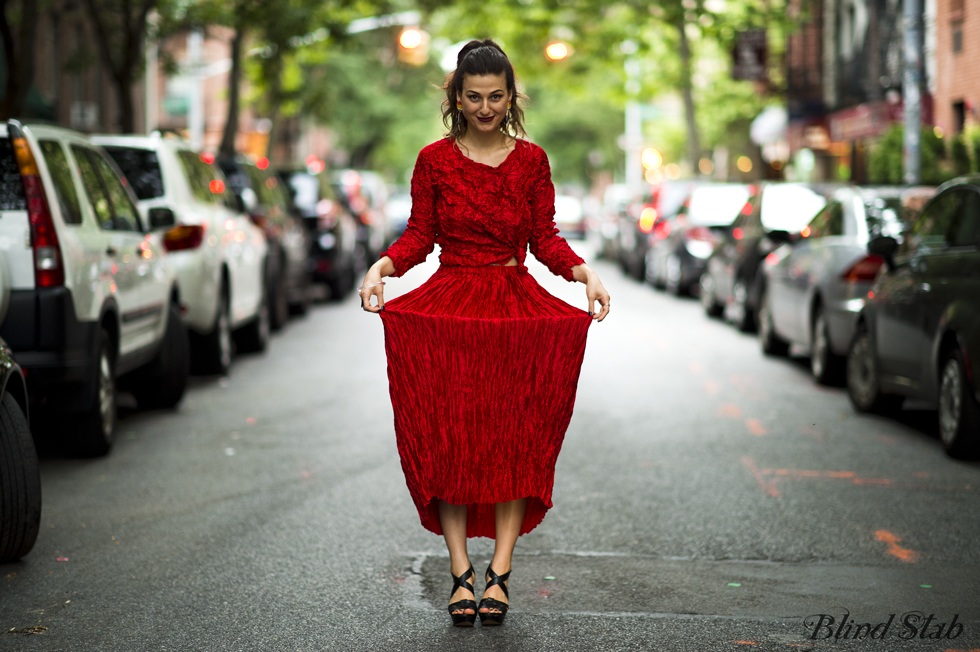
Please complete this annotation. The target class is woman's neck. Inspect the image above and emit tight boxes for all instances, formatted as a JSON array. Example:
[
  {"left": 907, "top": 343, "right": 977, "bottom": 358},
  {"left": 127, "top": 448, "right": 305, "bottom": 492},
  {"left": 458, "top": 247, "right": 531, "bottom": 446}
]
[{"left": 458, "top": 129, "right": 510, "bottom": 154}]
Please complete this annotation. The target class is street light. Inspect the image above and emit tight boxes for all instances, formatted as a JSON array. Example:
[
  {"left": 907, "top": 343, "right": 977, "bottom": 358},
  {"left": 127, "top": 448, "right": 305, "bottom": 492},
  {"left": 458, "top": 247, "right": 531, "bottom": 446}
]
[
  {"left": 398, "top": 27, "right": 429, "bottom": 65},
  {"left": 545, "top": 42, "right": 569, "bottom": 61}
]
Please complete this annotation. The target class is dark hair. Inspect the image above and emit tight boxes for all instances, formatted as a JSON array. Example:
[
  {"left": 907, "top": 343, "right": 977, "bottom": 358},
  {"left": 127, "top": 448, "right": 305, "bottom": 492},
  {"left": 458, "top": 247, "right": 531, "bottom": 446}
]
[{"left": 441, "top": 39, "right": 527, "bottom": 141}]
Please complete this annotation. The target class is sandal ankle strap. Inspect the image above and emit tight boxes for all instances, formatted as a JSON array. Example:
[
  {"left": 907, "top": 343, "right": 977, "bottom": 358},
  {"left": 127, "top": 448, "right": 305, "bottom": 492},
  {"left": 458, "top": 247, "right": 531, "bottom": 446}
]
[
  {"left": 484, "top": 564, "right": 510, "bottom": 599},
  {"left": 450, "top": 565, "right": 475, "bottom": 598}
]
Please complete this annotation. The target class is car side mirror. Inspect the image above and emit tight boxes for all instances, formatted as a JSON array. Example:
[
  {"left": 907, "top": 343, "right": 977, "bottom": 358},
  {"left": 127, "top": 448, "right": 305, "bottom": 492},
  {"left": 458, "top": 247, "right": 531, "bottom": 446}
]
[
  {"left": 868, "top": 235, "right": 898, "bottom": 270},
  {"left": 148, "top": 207, "right": 176, "bottom": 229}
]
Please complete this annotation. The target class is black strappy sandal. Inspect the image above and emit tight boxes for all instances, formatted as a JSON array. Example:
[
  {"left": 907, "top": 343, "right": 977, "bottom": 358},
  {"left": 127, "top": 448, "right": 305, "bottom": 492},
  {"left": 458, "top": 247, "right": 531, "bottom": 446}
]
[
  {"left": 448, "top": 565, "right": 477, "bottom": 627},
  {"left": 478, "top": 564, "right": 511, "bottom": 626}
]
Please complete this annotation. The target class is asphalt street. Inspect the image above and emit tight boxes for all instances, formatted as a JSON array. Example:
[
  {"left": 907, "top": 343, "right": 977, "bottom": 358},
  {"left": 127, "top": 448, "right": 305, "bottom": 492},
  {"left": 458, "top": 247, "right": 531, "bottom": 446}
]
[{"left": 2, "top": 241, "right": 979, "bottom": 651}]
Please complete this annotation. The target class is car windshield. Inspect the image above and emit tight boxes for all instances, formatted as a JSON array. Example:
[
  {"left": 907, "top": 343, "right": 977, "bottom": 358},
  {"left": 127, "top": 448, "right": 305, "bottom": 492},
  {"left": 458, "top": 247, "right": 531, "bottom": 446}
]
[
  {"left": 863, "top": 196, "right": 911, "bottom": 239},
  {"left": 687, "top": 185, "right": 750, "bottom": 226},
  {"left": 760, "top": 184, "right": 828, "bottom": 232},
  {"left": 283, "top": 171, "right": 319, "bottom": 216},
  {"left": 102, "top": 146, "right": 165, "bottom": 200}
]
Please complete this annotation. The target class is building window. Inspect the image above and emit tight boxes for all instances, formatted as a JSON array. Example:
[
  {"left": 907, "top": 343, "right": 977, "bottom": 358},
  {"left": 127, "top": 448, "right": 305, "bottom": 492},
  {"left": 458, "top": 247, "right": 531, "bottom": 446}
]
[
  {"left": 953, "top": 25, "right": 963, "bottom": 53},
  {"left": 953, "top": 102, "right": 966, "bottom": 135}
]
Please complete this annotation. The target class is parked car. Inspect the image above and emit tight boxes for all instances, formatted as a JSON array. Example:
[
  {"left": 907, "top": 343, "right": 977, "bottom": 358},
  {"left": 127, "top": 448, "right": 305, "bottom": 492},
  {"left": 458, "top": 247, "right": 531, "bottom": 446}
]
[
  {"left": 219, "top": 156, "right": 311, "bottom": 329},
  {"left": 0, "top": 120, "right": 187, "bottom": 456},
  {"left": 278, "top": 167, "right": 358, "bottom": 300},
  {"left": 647, "top": 182, "right": 744, "bottom": 295},
  {"left": 385, "top": 185, "right": 412, "bottom": 240},
  {"left": 335, "top": 169, "right": 388, "bottom": 264},
  {"left": 759, "top": 186, "right": 928, "bottom": 384},
  {"left": 586, "top": 183, "right": 627, "bottom": 260},
  {"left": 613, "top": 179, "right": 695, "bottom": 283},
  {"left": 846, "top": 176, "right": 980, "bottom": 458},
  {"left": 95, "top": 135, "right": 269, "bottom": 375},
  {"left": 700, "top": 183, "right": 832, "bottom": 331},
  {"left": 554, "top": 194, "right": 586, "bottom": 238},
  {"left": 0, "top": 336, "right": 39, "bottom": 562}
]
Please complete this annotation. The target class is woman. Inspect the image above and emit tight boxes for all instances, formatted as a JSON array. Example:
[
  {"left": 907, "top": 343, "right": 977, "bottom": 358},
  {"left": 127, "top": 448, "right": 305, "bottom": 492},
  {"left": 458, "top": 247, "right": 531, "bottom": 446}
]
[{"left": 359, "top": 39, "right": 610, "bottom": 627}]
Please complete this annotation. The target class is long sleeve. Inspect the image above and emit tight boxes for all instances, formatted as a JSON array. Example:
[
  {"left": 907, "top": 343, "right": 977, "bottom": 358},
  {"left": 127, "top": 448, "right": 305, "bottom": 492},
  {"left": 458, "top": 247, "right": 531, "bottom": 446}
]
[
  {"left": 527, "top": 149, "right": 585, "bottom": 281},
  {"left": 381, "top": 149, "right": 437, "bottom": 277}
]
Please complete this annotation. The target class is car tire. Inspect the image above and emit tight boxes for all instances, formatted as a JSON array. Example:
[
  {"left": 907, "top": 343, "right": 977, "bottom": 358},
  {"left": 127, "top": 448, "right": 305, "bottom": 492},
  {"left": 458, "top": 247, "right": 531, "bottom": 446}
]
[
  {"left": 758, "top": 288, "right": 789, "bottom": 357},
  {"left": 236, "top": 284, "right": 270, "bottom": 354},
  {"left": 0, "top": 393, "right": 41, "bottom": 562},
  {"left": 700, "top": 273, "right": 723, "bottom": 317},
  {"left": 194, "top": 284, "right": 232, "bottom": 376},
  {"left": 938, "top": 346, "right": 980, "bottom": 459},
  {"left": 811, "top": 307, "right": 844, "bottom": 385},
  {"left": 72, "top": 330, "right": 116, "bottom": 457},
  {"left": 846, "top": 323, "right": 902, "bottom": 414},
  {"left": 131, "top": 303, "right": 189, "bottom": 410},
  {"left": 731, "top": 279, "right": 756, "bottom": 332},
  {"left": 269, "top": 262, "right": 289, "bottom": 332}
]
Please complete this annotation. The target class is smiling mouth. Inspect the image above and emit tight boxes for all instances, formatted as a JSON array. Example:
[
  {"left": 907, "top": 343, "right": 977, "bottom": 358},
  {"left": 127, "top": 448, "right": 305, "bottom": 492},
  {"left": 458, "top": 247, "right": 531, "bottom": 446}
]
[{"left": 477, "top": 116, "right": 495, "bottom": 123}]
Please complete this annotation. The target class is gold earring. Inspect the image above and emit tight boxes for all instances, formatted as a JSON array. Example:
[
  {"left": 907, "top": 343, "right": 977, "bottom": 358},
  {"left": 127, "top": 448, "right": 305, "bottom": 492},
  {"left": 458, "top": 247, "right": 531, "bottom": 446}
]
[
  {"left": 456, "top": 101, "right": 462, "bottom": 111},
  {"left": 507, "top": 102, "right": 511, "bottom": 109}
]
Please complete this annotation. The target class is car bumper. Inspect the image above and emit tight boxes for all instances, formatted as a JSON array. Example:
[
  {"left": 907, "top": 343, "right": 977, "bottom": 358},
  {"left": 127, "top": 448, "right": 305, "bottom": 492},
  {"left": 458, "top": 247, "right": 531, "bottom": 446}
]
[
  {"left": 825, "top": 294, "right": 871, "bottom": 355},
  {"left": 0, "top": 288, "right": 99, "bottom": 406}
]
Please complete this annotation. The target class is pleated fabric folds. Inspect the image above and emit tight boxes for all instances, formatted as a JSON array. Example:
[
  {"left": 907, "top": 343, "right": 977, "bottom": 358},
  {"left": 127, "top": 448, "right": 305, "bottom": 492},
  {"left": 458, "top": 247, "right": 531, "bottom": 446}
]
[{"left": 380, "top": 265, "right": 591, "bottom": 538}]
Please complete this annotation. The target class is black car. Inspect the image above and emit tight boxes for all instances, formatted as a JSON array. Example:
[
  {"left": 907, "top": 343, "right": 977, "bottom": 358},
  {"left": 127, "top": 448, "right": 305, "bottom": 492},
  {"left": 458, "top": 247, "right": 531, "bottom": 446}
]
[
  {"left": 647, "top": 182, "right": 746, "bottom": 296},
  {"left": 219, "top": 157, "right": 311, "bottom": 328},
  {"left": 700, "top": 183, "right": 834, "bottom": 330},
  {"left": 846, "top": 176, "right": 980, "bottom": 458},
  {"left": 0, "top": 336, "right": 39, "bottom": 562},
  {"left": 278, "top": 168, "right": 358, "bottom": 300}
]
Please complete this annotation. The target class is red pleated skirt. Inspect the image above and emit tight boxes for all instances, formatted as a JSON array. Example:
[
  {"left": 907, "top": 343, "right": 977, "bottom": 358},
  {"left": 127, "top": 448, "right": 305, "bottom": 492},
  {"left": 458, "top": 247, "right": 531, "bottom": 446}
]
[{"left": 380, "top": 265, "right": 592, "bottom": 538}]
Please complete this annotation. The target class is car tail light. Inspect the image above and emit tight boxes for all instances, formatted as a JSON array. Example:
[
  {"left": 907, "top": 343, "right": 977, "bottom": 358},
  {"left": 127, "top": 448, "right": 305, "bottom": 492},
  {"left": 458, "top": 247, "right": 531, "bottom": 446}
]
[
  {"left": 841, "top": 254, "right": 884, "bottom": 282},
  {"left": 653, "top": 220, "right": 671, "bottom": 240},
  {"left": 163, "top": 224, "right": 206, "bottom": 251},
  {"left": 9, "top": 122, "right": 63, "bottom": 287}
]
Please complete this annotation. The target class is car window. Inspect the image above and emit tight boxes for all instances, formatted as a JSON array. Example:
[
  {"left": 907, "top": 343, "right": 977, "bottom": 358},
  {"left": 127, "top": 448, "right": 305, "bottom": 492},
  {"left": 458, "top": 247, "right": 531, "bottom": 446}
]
[
  {"left": 38, "top": 140, "right": 82, "bottom": 225},
  {"left": 72, "top": 146, "right": 115, "bottom": 229},
  {"left": 102, "top": 146, "right": 165, "bottom": 200},
  {"left": 687, "top": 185, "right": 750, "bottom": 227},
  {"left": 90, "top": 150, "right": 142, "bottom": 232},
  {"left": 760, "top": 185, "right": 827, "bottom": 232},
  {"left": 0, "top": 138, "right": 26, "bottom": 211},
  {"left": 902, "top": 189, "right": 964, "bottom": 256},
  {"left": 176, "top": 150, "right": 220, "bottom": 205},
  {"left": 950, "top": 190, "right": 980, "bottom": 247},
  {"left": 864, "top": 196, "right": 909, "bottom": 240},
  {"left": 809, "top": 200, "right": 843, "bottom": 238}
]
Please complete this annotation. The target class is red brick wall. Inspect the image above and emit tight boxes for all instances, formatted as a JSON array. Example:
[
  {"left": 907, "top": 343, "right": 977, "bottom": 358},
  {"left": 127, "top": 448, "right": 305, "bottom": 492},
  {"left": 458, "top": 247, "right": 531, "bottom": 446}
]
[{"left": 934, "top": 0, "right": 980, "bottom": 133}]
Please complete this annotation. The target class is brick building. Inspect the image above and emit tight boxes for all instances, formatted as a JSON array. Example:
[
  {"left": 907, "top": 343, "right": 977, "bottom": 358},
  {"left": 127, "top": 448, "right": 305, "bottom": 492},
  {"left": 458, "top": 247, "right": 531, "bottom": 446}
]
[{"left": 932, "top": 0, "right": 979, "bottom": 136}]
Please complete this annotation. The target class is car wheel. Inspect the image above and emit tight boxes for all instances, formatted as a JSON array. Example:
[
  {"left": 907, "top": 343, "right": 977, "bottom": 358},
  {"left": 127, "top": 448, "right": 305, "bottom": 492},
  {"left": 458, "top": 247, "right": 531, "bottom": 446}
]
[
  {"left": 731, "top": 279, "right": 756, "bottom": 332},
  {"left": 811, "top": 307, "right": 844, "bottom": 385},
  {"left": 938, "top": 346, "right": 980, "bottom": 459},
  {"left": 0, "top": 393, "right": 41, "bottom": 562},
  {"left": 236, "top": 284, "right": 270, "bottom": 354},
  {"left": 846, "top": 323, "right": 902, "bottom": 414},
  {"left": 72, "top": 330, "right": 116, "bottom": 457},
  {"left": 758, "top": 288, "right": 789, "bottom": 357},
  {"left": 269, "top": 263, "right": 289, "bottom": 332},
  {"left": 194, "top": 285, "right": 232, "bottom": 376},
  {"left": 700, "top": 273, "right": 723, "bottom": 317},
  {"left": 131, "top": 303, "right": 189, "bottom": 410}
]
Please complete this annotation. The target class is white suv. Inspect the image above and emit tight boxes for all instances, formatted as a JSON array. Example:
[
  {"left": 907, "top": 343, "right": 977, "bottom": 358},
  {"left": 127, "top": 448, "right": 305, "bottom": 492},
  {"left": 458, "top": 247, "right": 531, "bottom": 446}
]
[
  {"left": 93, "top": 135, "right": 269, "bottom": 374},
  {"left": 0, "top": 120, "right": 188, "bottom": 456}
]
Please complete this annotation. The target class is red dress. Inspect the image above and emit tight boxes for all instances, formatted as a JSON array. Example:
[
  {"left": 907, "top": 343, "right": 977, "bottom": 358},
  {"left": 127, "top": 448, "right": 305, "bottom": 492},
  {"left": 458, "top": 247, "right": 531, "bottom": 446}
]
[{"left": 379, "top": 138, "right": 591, "bottom": 539}]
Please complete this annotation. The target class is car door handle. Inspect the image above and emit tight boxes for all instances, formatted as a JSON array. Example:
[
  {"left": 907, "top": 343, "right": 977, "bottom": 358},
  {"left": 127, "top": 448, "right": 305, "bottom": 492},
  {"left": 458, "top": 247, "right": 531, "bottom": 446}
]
[{"left": 106, "top": 246, "right": 118, "bottom": 256}]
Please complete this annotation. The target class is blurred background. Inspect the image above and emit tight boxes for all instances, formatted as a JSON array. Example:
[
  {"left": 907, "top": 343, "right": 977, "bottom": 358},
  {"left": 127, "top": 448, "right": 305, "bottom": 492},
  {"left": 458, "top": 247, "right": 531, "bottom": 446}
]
[{"left": 4, "top": 0, "right": 974, "bottom": 193}]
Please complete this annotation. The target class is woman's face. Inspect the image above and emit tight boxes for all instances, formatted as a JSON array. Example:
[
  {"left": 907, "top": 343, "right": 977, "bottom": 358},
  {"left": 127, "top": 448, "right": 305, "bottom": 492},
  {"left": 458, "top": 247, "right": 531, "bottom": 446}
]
[{"left": 460, "top": 73, "right": 510, "bottom": 135}]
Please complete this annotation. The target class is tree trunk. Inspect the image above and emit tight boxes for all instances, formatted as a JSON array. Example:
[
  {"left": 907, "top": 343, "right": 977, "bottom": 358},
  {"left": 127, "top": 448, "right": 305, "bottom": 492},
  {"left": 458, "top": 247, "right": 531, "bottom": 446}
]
[
  {"left": 0, "top": 0, "right": 39, "bottom": 120},
  {"left": 115, "top": 72, "right": 136, "bottom": 133},
  {"left": 676, "top": 16, "right": 701, "bottom": 171},
  {"left": 219, "top": 28, "right": 244, "bottom": 158}
]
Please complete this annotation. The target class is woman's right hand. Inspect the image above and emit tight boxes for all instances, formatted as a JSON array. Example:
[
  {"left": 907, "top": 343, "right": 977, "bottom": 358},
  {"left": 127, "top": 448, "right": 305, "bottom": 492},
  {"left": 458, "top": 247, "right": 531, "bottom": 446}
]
[{"left": 360, "top": 260, "right": 390, "bottom": 313}]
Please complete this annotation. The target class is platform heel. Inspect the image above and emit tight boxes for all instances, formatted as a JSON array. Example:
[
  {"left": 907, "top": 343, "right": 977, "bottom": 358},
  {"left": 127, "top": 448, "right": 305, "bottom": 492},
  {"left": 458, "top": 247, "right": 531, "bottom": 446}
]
[
  {"left": 448, "top": 565, "right": 477, "bottom": 627},
  {"left": 478, "top": 564, "right": 511, "bottom": 626}
]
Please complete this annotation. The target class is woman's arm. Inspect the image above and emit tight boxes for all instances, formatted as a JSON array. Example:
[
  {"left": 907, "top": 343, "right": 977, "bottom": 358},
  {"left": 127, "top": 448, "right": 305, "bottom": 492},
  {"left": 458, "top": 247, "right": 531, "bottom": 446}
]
[{"left": 360, "top": 256, "right": 395, "bottom": 313}]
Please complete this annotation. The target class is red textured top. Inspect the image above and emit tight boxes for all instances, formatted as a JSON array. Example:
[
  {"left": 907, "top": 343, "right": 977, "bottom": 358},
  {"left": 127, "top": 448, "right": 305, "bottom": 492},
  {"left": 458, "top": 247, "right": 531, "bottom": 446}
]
[{"left": 380, "top": 138, "right": 585, "bottom": 282}]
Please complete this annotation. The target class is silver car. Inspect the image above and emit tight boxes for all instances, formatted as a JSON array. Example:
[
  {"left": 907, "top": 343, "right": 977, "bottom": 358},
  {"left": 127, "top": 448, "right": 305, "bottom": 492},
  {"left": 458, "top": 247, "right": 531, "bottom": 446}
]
[{"left": 759, "top": 186, "right": 931, "bottom": 384}]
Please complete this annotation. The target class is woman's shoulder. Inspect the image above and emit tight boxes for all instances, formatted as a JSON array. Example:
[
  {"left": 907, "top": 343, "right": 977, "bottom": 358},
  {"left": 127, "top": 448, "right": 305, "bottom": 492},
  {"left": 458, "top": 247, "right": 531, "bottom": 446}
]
[
  {"left": 515, "top": 139, "right": 547, "bottom": 164},
  {"left": 419, "top": 138, "right": 454, "bottom": 160}
]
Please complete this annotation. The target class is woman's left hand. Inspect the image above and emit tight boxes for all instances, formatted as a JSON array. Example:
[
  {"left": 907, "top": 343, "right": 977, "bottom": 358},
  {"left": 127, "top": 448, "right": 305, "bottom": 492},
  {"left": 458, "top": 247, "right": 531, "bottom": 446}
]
[{"left": 572, "top": 264, "right": 610, "bottom": 322}]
